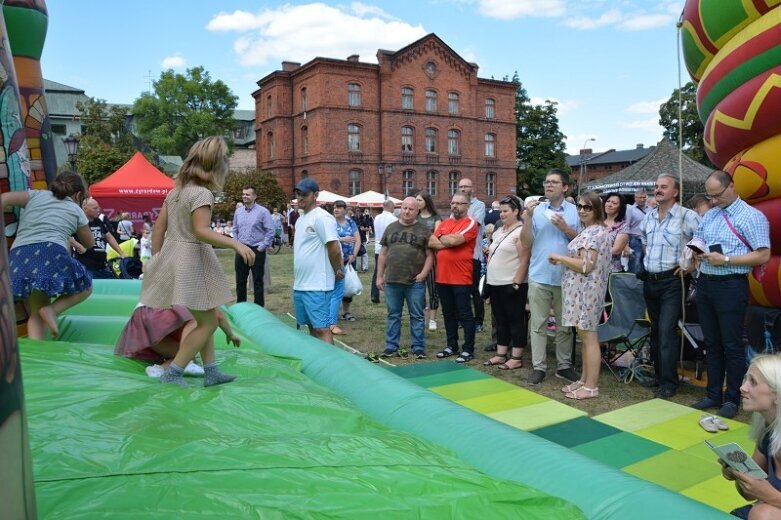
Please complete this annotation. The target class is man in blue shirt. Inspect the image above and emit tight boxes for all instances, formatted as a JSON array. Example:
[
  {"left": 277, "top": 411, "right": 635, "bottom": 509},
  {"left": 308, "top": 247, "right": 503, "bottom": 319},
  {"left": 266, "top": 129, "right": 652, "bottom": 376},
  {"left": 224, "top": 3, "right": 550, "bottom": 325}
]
[
  {"left": 460, "top": 178, "right": 486, "bottom": 332},
  {"left": 691, "top": 170, "right": 770, "bottom": 419},
  {"left": 232, "top": 185, "right": 275, "bottom": 307},
  {"left": 520, "top": 169, "right": 580, "bottom": 385}
]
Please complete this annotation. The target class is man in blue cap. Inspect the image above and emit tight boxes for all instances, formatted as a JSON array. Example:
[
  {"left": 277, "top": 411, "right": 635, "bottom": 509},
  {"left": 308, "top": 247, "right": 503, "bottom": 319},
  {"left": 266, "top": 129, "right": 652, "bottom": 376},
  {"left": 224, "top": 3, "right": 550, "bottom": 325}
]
[{"left": 292, "top": 178, "right": 344, "bottom": 344}]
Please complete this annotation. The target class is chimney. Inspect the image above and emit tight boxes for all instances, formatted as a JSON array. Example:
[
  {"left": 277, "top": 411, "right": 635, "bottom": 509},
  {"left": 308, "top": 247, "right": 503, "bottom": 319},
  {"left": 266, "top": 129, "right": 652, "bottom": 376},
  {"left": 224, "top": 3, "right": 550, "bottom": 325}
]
[
  {"left": 281, "top": 61, "right": 301, "bottom": 72},
  {"left": 579, "top": 148, "right": 593, "bottom": 155},
  {"left": 347, "top": 54, "right": 360, "bottom": 62},
  {"left": 636, "top": 143, "right": 644, "bottom": 149}
]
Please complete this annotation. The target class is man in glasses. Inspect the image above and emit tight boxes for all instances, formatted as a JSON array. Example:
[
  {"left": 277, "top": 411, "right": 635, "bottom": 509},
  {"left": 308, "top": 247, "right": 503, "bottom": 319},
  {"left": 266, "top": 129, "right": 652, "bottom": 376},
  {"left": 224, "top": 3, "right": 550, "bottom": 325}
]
[
  {"left": 459, "top": 178, "right": 487, "bottom": 333},
  {"left": 640, "top": 173, "right": 700, "bottom": 399},
  {"left": 520, "top": 168, "right": 580, "bottom": 385},
  {"left": 291, "top": 178, "right": 344, "bottom": 344},
  {"left": 691, "top": 170, "right": 769, "bottom": 418}
]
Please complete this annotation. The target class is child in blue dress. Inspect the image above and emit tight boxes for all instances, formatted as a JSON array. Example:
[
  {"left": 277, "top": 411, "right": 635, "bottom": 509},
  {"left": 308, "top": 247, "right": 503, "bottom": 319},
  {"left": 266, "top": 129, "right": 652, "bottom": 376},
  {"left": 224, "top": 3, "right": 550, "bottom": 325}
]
[{"left": 2, "top": 171, "right": 94, "bottom": 339}]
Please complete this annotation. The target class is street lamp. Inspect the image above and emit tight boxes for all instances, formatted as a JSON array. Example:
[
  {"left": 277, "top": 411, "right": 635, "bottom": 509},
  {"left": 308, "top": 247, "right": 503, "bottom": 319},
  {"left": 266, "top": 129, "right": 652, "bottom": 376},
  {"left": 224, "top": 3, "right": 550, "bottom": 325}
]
[
  {"left": 63, "top": 134, "right": 80, "bottom": 171},
  {"left": 378, "top": 163, "right": 393, "bottom": 200},
  {"left": 578, "top": 137, "right": 596, "bottom": 196}
]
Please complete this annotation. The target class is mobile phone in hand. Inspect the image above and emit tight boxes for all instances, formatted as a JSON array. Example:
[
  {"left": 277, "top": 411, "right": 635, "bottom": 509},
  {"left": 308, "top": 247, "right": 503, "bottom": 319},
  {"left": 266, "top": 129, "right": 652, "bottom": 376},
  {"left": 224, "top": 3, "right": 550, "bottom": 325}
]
[
  {"left": 687, "top": 243, "right": 705, "bottom": 254},
  {"left": 709, "top": 243, "right": 723, "bottom": 254}
]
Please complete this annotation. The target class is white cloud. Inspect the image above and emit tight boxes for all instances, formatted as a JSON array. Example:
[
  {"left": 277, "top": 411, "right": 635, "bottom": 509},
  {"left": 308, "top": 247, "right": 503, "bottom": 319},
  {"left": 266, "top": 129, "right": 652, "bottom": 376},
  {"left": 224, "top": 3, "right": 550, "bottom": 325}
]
[
  {"left": 161, "top": 54, "right": 186, "bottom": 68},
  {"left": 563, "top": 7, "right": 675, "bottom": 31},
  {"left": 477, "top": 0, "right": 566, "bottom": 19},
  {"left": 530, "top": 96, "right": 579, "bottom": 114},
  {"left": 625, "top": 98, "right": 666, "bottom": 114},
  {"left": 618, "top": 117, "right": 661, "bottom": 131},
  {"left": 619, "top": 13, "right": 674, "bottom": 30},
  {"left": 207, "top": 4, "right": 427, "bottom": 67},
  {"left": 563, "top": 9, "right": 621, "bottom": 29}
]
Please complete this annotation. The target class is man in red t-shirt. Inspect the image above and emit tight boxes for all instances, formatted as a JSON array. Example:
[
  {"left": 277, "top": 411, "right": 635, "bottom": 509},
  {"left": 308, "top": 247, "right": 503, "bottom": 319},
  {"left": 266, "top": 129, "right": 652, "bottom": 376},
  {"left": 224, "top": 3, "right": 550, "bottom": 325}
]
[{"left": 428, "top": 193, "right": 478, "bottom": 362}]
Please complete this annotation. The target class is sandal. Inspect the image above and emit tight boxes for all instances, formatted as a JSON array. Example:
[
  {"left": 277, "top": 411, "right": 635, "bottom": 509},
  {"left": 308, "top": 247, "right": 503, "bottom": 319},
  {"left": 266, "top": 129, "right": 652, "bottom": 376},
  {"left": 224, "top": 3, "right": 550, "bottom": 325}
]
[
  {"left": 330, "top": 325, "right": 346, "bottom": 335},
  {"left": 341, "top": 312, "right": 356, "bottom": 322},
  {"left": 498, "top": 356, "right": 523, "bottom": 370},
  {"left": 699, "top": 414, "right": 729, "bottom": 433},
  {"left": 436, "top": 347, "right": 456, "bottom": 358},
  {"left": 455, "top": 352, "right": 474, "bottom": 363},
  {"left": 562, "top": 380, "right": 585, "bottom": 393},
  {"left": 483, "top": 354, "right": 508, "bottom": 366},
  {"left": 565, "top": 386, "right": 599, "bottom": 400}
]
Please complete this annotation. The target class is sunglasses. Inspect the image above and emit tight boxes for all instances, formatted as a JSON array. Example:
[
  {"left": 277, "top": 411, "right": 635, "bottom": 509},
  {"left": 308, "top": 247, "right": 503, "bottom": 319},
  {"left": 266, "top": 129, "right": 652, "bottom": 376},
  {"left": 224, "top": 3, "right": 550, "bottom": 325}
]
[{"left": 576, "top": 204, "right": 593, "bottom": 212}]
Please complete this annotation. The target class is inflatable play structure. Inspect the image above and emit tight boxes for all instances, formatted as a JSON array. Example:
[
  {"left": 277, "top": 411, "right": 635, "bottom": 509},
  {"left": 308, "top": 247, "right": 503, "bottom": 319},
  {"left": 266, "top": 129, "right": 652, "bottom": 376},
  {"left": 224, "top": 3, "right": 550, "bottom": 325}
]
[{"left": 681, "top": 0, "right": 781, "bottom": 307}]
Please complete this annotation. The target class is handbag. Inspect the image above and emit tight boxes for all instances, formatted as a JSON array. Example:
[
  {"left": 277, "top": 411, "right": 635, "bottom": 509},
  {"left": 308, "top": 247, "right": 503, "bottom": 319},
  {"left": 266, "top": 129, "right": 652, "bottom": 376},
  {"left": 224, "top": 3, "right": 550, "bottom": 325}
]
[
  {"left": 722, "top": 212, "right": 766, "bottom": 282},
  {"left": 481, "top": 224, "right": 522, "bottom": 299}
]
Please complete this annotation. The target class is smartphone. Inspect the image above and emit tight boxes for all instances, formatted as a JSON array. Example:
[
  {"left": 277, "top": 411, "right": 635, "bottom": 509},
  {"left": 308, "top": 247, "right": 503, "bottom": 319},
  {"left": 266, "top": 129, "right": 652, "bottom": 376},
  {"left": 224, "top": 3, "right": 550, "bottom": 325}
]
[
  {"left": 687, "top": 243, "right": 705, "bottom": 254},
  {"left": 538, "top": 196, "right": 548, "bottom": 202},
  {"left": 709, "top": 243, "right": 723, "bottom": 254}
]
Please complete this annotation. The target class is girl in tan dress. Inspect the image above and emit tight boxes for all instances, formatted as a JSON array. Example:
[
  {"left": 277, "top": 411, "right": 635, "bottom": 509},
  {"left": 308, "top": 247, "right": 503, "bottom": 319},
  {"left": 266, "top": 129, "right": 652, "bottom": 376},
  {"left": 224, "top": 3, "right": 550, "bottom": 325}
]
[{"left": 140, "top": 136, "right": 255, "bottom": 387}]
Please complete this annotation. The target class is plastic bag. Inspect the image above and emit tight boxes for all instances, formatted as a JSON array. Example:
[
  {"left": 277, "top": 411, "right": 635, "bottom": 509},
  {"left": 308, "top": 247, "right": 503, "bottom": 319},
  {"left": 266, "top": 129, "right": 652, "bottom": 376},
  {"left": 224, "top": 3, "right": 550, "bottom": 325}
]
[{"left": 343, "top": 264, "right": 363, "bottom": 298}]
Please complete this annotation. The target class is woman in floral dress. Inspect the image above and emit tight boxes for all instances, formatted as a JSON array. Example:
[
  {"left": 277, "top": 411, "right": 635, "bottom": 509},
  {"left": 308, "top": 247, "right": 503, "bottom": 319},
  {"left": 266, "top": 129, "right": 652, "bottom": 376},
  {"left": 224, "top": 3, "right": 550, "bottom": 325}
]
[{"left": 549, "top": 191, "right": 611, "bottom": 400}]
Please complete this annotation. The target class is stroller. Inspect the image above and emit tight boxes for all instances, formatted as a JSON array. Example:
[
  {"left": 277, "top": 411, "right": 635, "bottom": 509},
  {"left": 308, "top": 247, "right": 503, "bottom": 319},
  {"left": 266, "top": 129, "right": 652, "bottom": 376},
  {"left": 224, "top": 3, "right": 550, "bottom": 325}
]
[{"left": 106, "top": 238, "right": 143, "bottom": 279}]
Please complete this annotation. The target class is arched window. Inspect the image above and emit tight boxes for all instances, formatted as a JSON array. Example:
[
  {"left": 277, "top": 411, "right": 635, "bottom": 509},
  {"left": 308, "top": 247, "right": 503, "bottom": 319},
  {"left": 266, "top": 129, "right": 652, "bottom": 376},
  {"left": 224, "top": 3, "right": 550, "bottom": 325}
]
[
  {"left": 448, "top": 92, "right": 459, "bottom": 114},
  {"left": 485, "top": 133, "right": 496, "bottom": 157},
  {"left": 267, "top": 131, "right": 274, "bottom": 159},
  {"left": 402, "top": 170, "right": 415, "bottom": 196},
  {"left": 426, "top": 170, "right": 438, "bottom": 196},
  {"left": 486, "top": 172, "right": 496, "bottom": 198},
  {"left": 347, "top": 124, "right": 361, "bottom": 151},
  {"left": 349, "top": 169, "right": 362, "bottom": 196},
  {"left": 448, "top": 129, "right": 460, "bottom": 156},
  {"left": 302, "top": 126, "right": 309, "bottom": 154},
  {"left": 301, "top": 87, "right": 308, "bottom": 111},
  {"left": 401, "top": 126, "right": 414, "bottom": 152},
  {"left": 425, "top": 128, "right": 437, "bottom": 153},
  {"left": 485, "top": 98, "right": 495, "bottom": 119},
  {"left": 425, "top": 89, "right": 437, "bottom": 112},
  {"left": 401, "top": 87, "right": 414, "bottom": 110},
  {"left": 348, "top": 83, "right": 361, "bottom": 107},
  {"left": 448, "top": 171, "right": 460, "bottom": 197}
]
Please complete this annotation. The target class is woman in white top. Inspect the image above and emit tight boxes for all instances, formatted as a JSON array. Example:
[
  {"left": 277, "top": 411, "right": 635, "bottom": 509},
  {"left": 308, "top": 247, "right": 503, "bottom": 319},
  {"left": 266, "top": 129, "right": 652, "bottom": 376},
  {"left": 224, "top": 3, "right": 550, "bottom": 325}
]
[
  {"left": 482, "top": 195, "right": 530, "bottom": 370},
  {"left": 118, "top": 212, "right": 135, "bottom": 241}
]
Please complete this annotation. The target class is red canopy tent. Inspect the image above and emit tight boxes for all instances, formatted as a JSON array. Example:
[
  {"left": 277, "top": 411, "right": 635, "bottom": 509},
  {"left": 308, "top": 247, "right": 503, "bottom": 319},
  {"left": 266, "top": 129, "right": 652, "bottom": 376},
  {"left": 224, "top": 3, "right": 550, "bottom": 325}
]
[{"left": 89, "top": 152, "right": 175, "bottom": 225}]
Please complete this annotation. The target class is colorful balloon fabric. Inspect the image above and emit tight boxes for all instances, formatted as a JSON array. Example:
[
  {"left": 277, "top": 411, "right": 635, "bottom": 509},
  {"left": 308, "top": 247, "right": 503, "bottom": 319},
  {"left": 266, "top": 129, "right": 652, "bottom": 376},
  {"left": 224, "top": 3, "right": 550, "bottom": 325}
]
[{"left": 682, "top": 0, "right": 781, "bottom": 308}]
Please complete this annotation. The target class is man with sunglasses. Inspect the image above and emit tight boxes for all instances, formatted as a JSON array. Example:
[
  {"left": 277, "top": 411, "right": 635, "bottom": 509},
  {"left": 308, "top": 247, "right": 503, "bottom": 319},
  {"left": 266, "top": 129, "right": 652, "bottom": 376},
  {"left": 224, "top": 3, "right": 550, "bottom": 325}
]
[
  {"left": 520, "top": 168, "right": 580, "bottom": 385},
  {"left": 691, "top": 170, "right": 769, "bottom": 418},
  {"left": 640, "top": 174, "right": 700, "bottom": 399}
]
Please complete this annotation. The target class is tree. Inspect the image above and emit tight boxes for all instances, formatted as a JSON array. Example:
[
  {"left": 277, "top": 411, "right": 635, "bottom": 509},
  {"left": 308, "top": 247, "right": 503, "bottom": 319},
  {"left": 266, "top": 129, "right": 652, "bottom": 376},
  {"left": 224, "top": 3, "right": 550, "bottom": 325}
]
[
  {"left": 659, "top": 81, "right": 714, "bottom": 168},
  {"left": 510, "top": 72, "right": 568, "bottom": 198},
  {"left": 132, "top": 66, "right": 238, "bottom": 158},
  {"left": 72, "top": 97, "right": 136, "bottom": 184},
  {"left": 214, "top": 169, "right": 288, "bottom": 221}
]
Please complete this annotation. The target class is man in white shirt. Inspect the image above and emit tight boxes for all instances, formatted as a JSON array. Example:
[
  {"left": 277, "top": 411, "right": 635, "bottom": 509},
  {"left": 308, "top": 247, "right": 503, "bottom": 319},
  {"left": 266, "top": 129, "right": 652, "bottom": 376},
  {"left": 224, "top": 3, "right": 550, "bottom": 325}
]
[
  {"left": 371, "top": 199, "right": 398, "bottom": 303},
  {"left": 292, "top": 178, "right": 344, "bottom": 344}
]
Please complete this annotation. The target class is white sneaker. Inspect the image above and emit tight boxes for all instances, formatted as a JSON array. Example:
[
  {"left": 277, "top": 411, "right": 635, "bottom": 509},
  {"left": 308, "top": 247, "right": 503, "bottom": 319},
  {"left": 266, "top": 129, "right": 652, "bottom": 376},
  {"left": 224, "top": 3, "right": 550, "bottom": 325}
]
[
  {"left": 184, "top": 361, "right": 205, "bottom": 377},
  {"left": 428, "top": 320, "right": 437, "bottom": 331},
  {"left": 145, "top": 364, "right": 164, "bottom": 378}
]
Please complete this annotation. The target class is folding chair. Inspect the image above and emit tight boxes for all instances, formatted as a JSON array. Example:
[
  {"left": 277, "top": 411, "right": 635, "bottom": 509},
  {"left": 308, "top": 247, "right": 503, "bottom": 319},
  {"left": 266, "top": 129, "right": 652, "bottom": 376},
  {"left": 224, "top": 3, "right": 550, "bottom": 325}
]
[{"left": 598, "top": 273, "right": 652, "bottom": 381}]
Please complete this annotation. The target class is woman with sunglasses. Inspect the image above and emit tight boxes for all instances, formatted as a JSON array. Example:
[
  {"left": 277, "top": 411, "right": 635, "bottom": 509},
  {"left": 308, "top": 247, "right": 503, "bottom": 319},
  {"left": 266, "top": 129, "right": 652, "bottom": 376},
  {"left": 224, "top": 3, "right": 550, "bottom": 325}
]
[
  {"left": 483, "top": 195, "right": 530, "bottom": 370},
  {"left": 549, "top": 192, "right": 611, "bottom": 399}
]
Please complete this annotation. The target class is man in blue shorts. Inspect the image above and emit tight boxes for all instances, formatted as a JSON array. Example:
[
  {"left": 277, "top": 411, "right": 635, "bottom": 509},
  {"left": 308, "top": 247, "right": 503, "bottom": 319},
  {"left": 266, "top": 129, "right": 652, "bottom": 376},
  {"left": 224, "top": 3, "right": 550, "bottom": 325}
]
[{"left": 292, "top": 178, "right": 344, "bottom": 344}]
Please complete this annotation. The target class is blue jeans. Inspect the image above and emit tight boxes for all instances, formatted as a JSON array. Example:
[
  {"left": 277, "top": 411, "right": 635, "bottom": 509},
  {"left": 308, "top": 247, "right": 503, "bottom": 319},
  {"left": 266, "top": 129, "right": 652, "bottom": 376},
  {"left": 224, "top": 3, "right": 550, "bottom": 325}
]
[
  {"left": 643, "top": 276, "right": 683, "bottom": 391},
  {"left": 696, "top": 276, "right": 749, "bottom": 406},
  {"left": 437, "top": 283, "right": 475, "bottom": 353},
  {"left": 384, "top": 282, "right": 425, "bottom": 352},
  {"left": 330, "top": 277, "right": 345, "bottom": 326},
  {"left": 628, "top": 236, "right": 643, "bottom": 274}
]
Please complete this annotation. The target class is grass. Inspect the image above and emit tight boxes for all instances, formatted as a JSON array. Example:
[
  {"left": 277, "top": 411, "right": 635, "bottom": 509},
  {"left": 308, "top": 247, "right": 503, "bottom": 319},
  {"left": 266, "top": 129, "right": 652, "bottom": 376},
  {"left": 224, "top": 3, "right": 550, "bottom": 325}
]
[{"left": 218, "top": 246, "right": 750, "bottom": 421}]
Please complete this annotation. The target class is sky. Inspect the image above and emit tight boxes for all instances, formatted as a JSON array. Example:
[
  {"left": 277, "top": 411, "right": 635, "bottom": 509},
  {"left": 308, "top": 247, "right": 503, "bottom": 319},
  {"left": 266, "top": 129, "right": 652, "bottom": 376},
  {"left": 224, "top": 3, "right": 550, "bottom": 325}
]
[{"left": 40, "top": 0, "right": 686, "bottom": 155}]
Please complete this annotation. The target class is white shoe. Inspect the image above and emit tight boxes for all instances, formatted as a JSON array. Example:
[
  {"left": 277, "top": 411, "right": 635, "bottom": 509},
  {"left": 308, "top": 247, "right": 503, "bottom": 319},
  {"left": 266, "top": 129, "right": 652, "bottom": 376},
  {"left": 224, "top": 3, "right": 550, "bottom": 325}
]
[
  {"left": 428, "top": 320, "right": 437, "bottom": 331},
  {"left": 145, "top": 364, "right": 164, "bottom": 378},
  {"left": 184, "top": 360, "right": 205, "bottom": 377}
]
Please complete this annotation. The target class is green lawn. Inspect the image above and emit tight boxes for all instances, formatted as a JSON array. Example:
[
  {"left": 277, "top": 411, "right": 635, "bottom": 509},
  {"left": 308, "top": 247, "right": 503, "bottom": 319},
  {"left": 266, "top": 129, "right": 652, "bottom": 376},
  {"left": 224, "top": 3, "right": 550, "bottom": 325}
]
[{"left": 218, "top": 247, "right": 749, "bottom": 420}]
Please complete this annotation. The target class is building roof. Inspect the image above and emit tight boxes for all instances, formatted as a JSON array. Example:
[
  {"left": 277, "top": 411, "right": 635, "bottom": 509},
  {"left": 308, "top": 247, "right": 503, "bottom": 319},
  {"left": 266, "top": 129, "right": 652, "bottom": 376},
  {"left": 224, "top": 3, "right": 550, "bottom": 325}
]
[
  {"left": 43, "top": 79, "right": 85, "bottom": 94},
  {"left": 233, "top": 109, "right": 255, "bottom": 121},
  {"left": 583, "top": 138, "right": 713, "bottom": 195},
  {"left": 565, "top": 145, "right": 653, "bottom": 167}
]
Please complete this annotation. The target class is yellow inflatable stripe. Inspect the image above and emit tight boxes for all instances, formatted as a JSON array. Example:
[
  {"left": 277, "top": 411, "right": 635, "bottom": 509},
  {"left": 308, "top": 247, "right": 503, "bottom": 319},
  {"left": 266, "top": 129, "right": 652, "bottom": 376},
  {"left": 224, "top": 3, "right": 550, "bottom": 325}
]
[
  {"left": 701, "top": 10, "right": 781, "bottom": 86},
  {"left": 705, "top": 73, "right": 781, "bottom": 153}
]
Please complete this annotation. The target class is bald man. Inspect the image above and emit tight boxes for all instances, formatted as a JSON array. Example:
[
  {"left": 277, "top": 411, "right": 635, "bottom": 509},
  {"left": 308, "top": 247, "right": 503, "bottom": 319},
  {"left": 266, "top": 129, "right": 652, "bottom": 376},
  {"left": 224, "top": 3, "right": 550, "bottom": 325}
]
[{"left": 70, "top": 198, "right": 125, "bottom": 278}]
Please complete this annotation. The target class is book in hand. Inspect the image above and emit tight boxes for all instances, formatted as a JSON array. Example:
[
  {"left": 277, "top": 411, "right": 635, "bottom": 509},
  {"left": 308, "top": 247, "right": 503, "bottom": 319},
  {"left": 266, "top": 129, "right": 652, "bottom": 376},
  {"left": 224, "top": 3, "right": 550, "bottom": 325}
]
[{"left": 705, "top": 440, "right": 768, "bottom": 479}]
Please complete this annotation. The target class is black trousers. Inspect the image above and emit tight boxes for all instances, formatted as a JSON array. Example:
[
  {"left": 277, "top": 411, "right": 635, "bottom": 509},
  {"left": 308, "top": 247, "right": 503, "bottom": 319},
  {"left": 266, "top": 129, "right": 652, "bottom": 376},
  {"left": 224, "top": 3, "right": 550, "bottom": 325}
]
[
  {"left": 488, "top": 283, "right": 528, "bottom": 349},
  {"left": 235, "top": 247, "right": 267, "bottom": 307}
]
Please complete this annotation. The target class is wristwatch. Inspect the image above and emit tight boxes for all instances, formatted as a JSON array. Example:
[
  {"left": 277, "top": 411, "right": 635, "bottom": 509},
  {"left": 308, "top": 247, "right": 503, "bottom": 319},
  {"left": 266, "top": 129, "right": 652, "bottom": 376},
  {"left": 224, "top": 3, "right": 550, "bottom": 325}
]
[{"left": 724, "top": 256, "right": 730, "bottom": 265}]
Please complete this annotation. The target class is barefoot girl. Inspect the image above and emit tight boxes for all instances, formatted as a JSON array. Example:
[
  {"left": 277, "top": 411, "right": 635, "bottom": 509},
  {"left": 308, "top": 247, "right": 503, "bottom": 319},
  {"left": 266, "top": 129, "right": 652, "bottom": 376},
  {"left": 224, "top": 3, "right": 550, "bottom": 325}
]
[
  {"left": 2, "top": 171, "right": 94, "bottom": 339},
  {"left": 139, "top": 136, "right": 254, "bottom": 387}
]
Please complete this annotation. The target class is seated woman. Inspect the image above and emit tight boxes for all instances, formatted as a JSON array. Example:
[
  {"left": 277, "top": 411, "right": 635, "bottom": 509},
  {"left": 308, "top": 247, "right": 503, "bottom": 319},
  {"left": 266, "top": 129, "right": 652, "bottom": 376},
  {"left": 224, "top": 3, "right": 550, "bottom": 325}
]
[
  {"left": 723, "top": 354, "right": 781, "bottom": 519},
  {"left": 114, "top": 305, "right": 240, "bottom": 378}
]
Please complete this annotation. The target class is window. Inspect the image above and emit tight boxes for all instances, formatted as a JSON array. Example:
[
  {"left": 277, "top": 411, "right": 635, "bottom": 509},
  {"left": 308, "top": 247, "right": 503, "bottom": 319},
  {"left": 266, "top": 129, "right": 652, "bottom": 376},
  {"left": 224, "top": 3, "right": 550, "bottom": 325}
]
[
  {"left": 401, "top": 126, "right": 414, "bottom": 152},
  {"left": 485, "top": 98, "right": 495, "bottom": 119},
  {"left": 425, "top": 128, "right": 437, "bottom": 153},
  {"left": 51, "top": 124, "right": 66, "bottom": 135},
  {"left": 448, "top": 129, "right": 460, "bottom": 155},
  {"left": 485, "top": 133, "right": 496, "bottom": 157},
  {"left": 302, "top": 126, "right": 309, "bottom": 154},
  {"left": 402, "top": 170, "right": 415, "bottom": 196},
  {"left": 402, "top": 87, "right": 414, "bottom": 110},
  {"left": 301, "top": 87, "right": 307, "bottom": 111},
  {"left": 233, "top": 127, "right": 245, "bottom": 140},
  {"left": 267, "top": 131, "right": 274, "bottom": 159},
  {"left": 425, "top": 90, "right": 437, "bottom": 112},
  {"left": 448, "top": 92, "right": 459, "bottom": 114},
  {"left": 486, "top": 172, "right": 496, "bottom": 198},
  {"left": 348, "top": 83, "right": 361, "bottom": 107},
  {"left": 348, "top": 124, "right": 361, "bottom": 151},
  {"left": 349, "top": 169, "right": 362, "bottom": 196},
  {"left": 448, "top": 171, "right": 460, "bottom": 197},
  {"left": 267, "top": 95, "right": 272, "bottom": 117},
  {"left": 426, "top": 170, "right": 438, "bottom": 196}
]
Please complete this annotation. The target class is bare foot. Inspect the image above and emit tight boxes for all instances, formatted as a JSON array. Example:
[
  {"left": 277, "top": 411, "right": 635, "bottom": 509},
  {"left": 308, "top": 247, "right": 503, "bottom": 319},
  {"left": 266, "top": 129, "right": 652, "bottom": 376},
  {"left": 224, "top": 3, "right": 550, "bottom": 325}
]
[{"left": 38, "top": 306, "right": 59, "bottom": 337}]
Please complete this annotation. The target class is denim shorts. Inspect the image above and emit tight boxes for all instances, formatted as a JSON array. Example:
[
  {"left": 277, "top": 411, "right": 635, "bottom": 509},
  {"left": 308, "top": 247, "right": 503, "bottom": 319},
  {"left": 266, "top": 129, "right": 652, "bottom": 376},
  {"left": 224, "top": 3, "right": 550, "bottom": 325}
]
[{"left": 294, "top": 290, "right": 333, "bottom": 329}]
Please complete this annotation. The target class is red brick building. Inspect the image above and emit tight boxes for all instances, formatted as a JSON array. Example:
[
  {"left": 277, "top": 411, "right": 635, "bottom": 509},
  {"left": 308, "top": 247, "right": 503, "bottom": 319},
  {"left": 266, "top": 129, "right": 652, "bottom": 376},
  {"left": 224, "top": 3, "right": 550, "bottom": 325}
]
[{"left": 253, "top": 33, "right": 517, "bottom": 209}]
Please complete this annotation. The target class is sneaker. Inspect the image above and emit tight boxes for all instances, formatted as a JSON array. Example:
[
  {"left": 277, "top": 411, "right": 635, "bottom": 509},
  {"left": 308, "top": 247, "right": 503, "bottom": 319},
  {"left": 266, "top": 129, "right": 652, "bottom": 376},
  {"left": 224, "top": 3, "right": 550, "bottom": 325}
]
[
  {"left": 555, "top": 367, "right": 580, "bottom": 383},
  {"left": 428, "top": 320, "right": 437, "bottom": 331},
  {"left": 717, "top": 402, "right": 739, "bottom": 419},
  {"left": 145, "top": 364, "right": 164, "bottom": 378},
  {"left": 365, "top": 352, "right": 380, "bottom": 363},
  {"left": 412, "top": 349, "right": 427, "bottom": 359},
  {"left": 398, "top": 348, "right": 410, "bottom": 359},
  {"left": 184, "top": 361, "right": 205, "bottom": 377},
  {"left": 380, "top": 348, "right": 398, "bottom": 358},
  {"left": 528, "top": 369, "right": 546, "bottom": 385},
  {"left": 475, "top": 324, "right": 484, "bottom": 333},
  {"left": 691, "top": 397, "right": 722, "bottom": 410}
]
